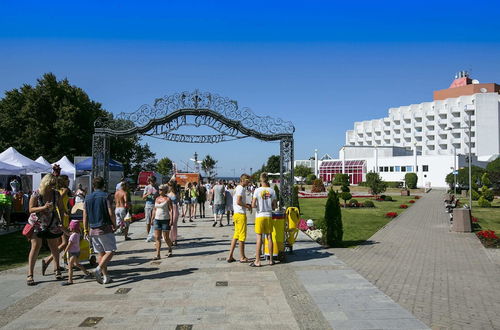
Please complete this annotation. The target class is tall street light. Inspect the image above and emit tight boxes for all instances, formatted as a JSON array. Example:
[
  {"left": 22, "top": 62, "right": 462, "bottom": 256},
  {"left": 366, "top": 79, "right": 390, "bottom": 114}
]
[{"left": 446, "top": 106, "right": 474, "bottom": 210}]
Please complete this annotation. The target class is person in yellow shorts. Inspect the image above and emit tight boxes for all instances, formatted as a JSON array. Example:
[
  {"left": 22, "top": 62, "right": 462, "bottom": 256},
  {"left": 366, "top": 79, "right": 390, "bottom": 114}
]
[
  {"left": 227, "top": 174, "right": 251, "bottom": 263},
  {"left": 249, "top": 172, "right": 277, "bottom": 267}
]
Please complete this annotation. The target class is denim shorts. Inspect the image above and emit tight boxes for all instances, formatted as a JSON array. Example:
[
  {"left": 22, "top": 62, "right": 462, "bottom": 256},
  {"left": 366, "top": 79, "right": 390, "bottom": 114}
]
[
  {"left": 214, "top": 204, "right": 225, "bottom": 215},
  {"left": 183, "top": 199, "right": 191, "bottom": 204},
  {"left": 154, "top": 219, "right": 171, "bottom": 231},
  {"left": 191, "top": 197, "right": 198, "bottom": 204}
]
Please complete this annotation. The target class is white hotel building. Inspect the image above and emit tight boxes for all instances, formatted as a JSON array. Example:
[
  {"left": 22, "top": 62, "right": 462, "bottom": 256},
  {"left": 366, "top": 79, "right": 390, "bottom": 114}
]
[{"left": 298, "top": 73, "right": 500, "bottom": 188}]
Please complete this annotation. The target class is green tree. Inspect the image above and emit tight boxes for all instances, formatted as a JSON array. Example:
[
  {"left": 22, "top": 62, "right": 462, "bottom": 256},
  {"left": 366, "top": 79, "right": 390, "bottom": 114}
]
[
  {"left": 305, "top": 174, "right": 316, "bottom": 185},
  {"left": 201, "top": 155, "right": 217, "bottom": 179},
  {"left": 157, "top": 157, "right": 173, "bottom": 177},
  {"left": 366, "top": 172, "right": 387, "bottom": 196},
  {"left": 480, "top": 185, "right": 494, "bottom": 202},
  {"left": 339, "top": 191, "right": 352, "bottom": 207},
  {"left": 481, "top": 173, "right": 491, "bottom": 187},
  {"left": 332, "top": 173, "right": 350, "bottom": 186},
  {"left": 478, "top": 196, "right": 491, "bottom": 208},
  {"left": 404, "top": 173, "right": 418, "bottom": 189},
  {"left": 445, "top": 166, "right": 486, "bottom": 190},
  {"left": 0, "top": 73, "right": 107, "bottom": 161},
  {"left": 0, "top": 73, "right": 156, "bottom": 178},
  {"left": 323, "top": 189, "right": 343, "bottom": 247},
  {"left": 486, "top": 158, "right": 500, "bottom": 173},
  {"left": 265, "top": 155, "right": 281, "bottom": 174},
  {"left": 294, "top": 165, "right": 312, "bottom": 178}
]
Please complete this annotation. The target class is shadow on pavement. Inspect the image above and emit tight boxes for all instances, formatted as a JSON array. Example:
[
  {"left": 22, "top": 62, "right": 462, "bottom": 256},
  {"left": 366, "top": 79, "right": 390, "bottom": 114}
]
[{"left": 106, "top": 267, "right": 198, "bottom": 288}]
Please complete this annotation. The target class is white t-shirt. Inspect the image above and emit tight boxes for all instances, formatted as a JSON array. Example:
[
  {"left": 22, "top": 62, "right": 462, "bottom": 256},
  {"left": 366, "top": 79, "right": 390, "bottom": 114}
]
[
  {"left": 233, "top": 185, "right": 246, "bottom": 214},
  {"left": 253, "top": 187, "right": 276, "bottom": 218}
]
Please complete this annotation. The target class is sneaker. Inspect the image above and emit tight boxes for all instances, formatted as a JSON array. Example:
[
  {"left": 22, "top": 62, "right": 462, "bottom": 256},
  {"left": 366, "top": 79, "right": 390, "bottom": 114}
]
[
  {"left": 212, "top": 222, "right": 217, "bottom": 227},
  {"left": 124, "top": 236, "right": 132, "bottom": 241},
  {"left": 94, "top": 268, "right": 103, "bottom": 284},
  {"left": 103, "top": 277, "right": 113, "bottom": 284},
  {"left": 219, "top": 223, "right": 224, "bottom": 227},
  {"left": 83, "top": 273, "right": 93, "bottom": 279}
]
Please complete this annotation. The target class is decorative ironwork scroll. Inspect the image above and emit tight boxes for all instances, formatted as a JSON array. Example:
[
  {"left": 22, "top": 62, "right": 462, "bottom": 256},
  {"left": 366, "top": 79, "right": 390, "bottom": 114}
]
[{"left": 92, "top": 90, "right": 295, "bottom": 207}]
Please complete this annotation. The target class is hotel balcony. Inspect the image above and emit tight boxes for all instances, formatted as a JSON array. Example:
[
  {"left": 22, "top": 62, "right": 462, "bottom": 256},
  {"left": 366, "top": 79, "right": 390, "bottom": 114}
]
[{"left": 437, "top": 139, "right": 448, "bottom": 145}]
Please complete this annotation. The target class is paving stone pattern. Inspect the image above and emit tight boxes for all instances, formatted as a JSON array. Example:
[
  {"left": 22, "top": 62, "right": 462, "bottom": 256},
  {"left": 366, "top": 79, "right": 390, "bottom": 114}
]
[
  {"left": 1, "top": 204, "right": 427, "bottom": 329},
  {"left": 334, "top": 190, "right": 500, "bottom": 329}
]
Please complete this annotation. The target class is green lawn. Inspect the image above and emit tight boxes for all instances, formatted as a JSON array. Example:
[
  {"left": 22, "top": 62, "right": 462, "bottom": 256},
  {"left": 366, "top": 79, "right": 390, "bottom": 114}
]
[
  {"left": 300, "top": 196, "right": 419, "bottom": 247},
  {"left": 0, "top": 232, "right": 50, "bottom": 271},
  {"left": 471, "top": 199, "right": 500, "bottom": 233}
]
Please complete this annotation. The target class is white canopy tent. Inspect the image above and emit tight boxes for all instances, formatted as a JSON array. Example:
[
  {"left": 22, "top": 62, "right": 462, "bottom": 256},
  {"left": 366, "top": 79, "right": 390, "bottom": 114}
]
[
  {"left": 0, "top": 161, "right": 24, "bottom": 175},
  {"left": 52, "top": 156, "right": 76, "bottom": 189},
  {"left": 0, "top": 147, "right": 51, "bottom": 173},
  {"left": 35, "top": 156, "right": 52, "bottom": 167}
]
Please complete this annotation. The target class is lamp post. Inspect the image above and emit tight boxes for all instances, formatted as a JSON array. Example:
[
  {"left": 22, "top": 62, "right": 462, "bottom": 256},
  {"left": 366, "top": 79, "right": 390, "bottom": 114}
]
[{"left": 446, "top": 106, "right": 474, "bottom": 210}]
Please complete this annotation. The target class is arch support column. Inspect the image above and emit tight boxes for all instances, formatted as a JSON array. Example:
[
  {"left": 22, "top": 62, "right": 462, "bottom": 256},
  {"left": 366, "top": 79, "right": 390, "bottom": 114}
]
[
  {"left": 92, "top": 132, "right": 110, "bottom": 191},
  {"left": 279, "top": 136, "right": 294, "bottom": 208}
]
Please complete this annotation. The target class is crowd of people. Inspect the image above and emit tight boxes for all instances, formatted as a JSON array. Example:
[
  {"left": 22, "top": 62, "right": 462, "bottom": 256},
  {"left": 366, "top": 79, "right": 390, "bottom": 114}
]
[{"left": 22, "top": 169, "right": 279, "bottom": 286}]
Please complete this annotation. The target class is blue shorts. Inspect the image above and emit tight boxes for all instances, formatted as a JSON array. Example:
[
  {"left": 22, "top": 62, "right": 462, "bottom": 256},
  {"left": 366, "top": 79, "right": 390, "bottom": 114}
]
[
  {"left": 154, "top": 219, "right": 171, "bottom": 231},
  {"left": 191, "top": 197, "right": 198, "bottom": 204},
  {"left": 183, "top": 199, "right": 191, "bottom": 204},
  {"left": 214, "top": 204, "right": 225, "bottom": 215}
]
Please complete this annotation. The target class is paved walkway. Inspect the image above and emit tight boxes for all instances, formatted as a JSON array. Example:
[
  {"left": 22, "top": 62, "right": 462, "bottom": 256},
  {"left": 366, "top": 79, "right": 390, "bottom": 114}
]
[
  {"left": 334, "top": 190, "right": 500, "bottom": 329},
  {"left": 0, "top": 207, "right": 427, "bottom": 329}
]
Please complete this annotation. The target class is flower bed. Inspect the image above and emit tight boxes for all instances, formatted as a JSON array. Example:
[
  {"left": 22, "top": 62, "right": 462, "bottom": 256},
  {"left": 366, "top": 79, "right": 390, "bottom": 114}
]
[
  {"left": 476, "top": 230, "right": 500, "bottom": 248},
  {"left": 409, "top": 200, "right": 415, "bottom": 204},
  {"left": 385, "top": 212, "right": 398, "bottom": 218},
  {"left": 399, "top": 204, "right": 408, "bottom": 209}
]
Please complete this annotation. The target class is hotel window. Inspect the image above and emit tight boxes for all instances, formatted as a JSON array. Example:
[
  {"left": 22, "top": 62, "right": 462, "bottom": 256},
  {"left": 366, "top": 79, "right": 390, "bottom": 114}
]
[
  {"left": 423, "top": 165, "right": 429, "bottom": 172},
  {"left": 384, "top": 166, "right": 389, "bottom": 172},
  {"left": 407, "top": 166, "right": 413, "bottom": 172},
  {"left": 401, "top": 166, "right": 407, "bottom": 172},
  {"left": 395, "top": 166, "right": 400, "bottom": 172},
  {"left": 390, "top": 166, "right": 394, "bottom": 172},
  {"left": 379, "top": 167, "right": 384, "bottom": 172}
]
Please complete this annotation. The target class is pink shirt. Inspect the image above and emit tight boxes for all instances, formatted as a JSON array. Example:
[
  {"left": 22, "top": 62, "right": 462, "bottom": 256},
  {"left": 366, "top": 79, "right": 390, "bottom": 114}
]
[{"left": 68, "top": 233, "right": 80, "bottom": 253}]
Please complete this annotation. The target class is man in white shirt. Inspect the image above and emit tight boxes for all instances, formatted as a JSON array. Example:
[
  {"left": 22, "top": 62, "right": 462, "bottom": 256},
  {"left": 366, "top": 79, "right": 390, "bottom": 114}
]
[
  {"left": 250, "top": 172, "right": 277, "bottom": 267},
  {"left": 227, "top": 174, "right": 251, "bottom": 263}
]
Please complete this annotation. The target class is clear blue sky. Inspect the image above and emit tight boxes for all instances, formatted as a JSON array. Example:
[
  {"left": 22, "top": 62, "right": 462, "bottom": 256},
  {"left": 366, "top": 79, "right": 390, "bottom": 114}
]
[{"left": 2, "top": 1, "right": 500, "bottom": 176}]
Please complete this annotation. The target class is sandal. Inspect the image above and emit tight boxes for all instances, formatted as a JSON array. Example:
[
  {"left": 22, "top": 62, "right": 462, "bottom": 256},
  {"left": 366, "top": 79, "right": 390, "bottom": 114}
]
[
  {"left": 41, "top": 259, "right": 48, "bottom": 276},
  {"left": 152, "top": 256, "right": 161, "bottom": 260},
  {"left": 55, "top": 271, "right": 63, "bottom": 281},
  {"left": 166, "top": 249, "right": 173, "bottom": 258},
  {"left": 239, "top": 258, "right": 249, "bottom": 263},
  {"left": 27, "top": 275, "right": 35, "bottom": 286},
  {"left": 61, "top": 281, "right": 73, "bottom": 286},
  {"left": 227, "top": 257, "right": 236, "bottom": 263},
  {"left": 268, "top": 261, "right": 276, "bottom": 266},
  {"left": 249, "top": 261, "right": 261, "bottom": 267}
]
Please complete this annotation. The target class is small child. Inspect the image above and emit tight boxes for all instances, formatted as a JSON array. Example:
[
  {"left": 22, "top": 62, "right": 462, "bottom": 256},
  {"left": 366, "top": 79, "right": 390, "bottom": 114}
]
[{"left": 61, "top": 220, "right": 92, "bottom": 286}]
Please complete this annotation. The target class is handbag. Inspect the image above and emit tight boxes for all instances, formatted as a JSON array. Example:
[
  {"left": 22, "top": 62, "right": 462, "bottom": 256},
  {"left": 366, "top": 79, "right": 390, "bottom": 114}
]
[{"left": 22, "top": 213, "right": 40, "bottom": 239}]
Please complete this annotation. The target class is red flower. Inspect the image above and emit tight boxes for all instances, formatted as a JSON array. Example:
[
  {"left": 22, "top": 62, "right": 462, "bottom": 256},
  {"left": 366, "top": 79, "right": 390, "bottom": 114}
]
[
  {"left": 414, "top": 196, "right": 421, "bottom": 199},
  {"left": 399, "top": 204, "right": 408, "bottom": 209},
  {"left": 385, "top": 212, "right": 398, "bottom": 218},
  {"left": 409, "top": 200, "right": 415, "bottom": 203},
  {"left": 477, "top": 230, "right": 499, "bottom": 240},
  {"left": 472, "top": 217, "right": 479, "bottom": 223}
]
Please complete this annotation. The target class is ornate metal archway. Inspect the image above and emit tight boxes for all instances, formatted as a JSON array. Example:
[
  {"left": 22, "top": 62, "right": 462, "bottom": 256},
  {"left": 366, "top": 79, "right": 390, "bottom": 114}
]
[{"left": 92, "top": 90, "right": 295, "bottom": 207}]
